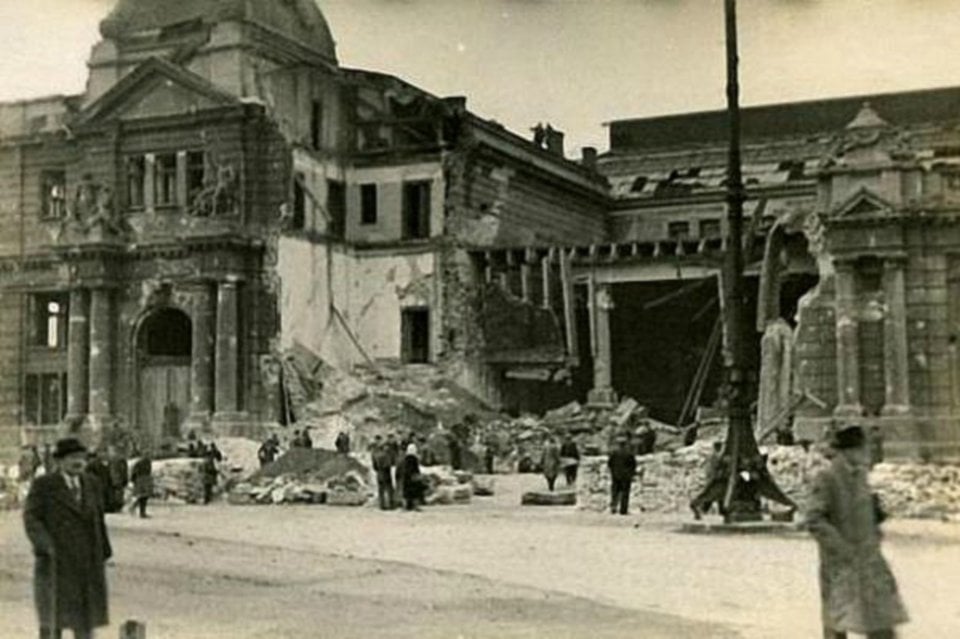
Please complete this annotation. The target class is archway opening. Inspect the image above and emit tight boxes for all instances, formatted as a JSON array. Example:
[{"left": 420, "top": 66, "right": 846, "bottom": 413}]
[{"left": 139, "top": 308, "right": 192, "bottom": 357}]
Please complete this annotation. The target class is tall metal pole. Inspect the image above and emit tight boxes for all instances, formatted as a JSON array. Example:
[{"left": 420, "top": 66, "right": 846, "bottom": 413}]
[{"left": 721, "top": 0, "right": 761, "bottom": 521}]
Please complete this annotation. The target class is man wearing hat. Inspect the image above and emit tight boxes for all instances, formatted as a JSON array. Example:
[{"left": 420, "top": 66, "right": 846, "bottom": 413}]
[
  {"left": 23, "top": 437, "right": 112, "bottom": 639},
  {"left": 806, "top": 424, "right": 908, "bottom": 639}
]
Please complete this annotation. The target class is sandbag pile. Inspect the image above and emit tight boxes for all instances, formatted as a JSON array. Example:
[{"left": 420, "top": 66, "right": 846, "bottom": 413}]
[{"left": 228, "top": 448, "right": 372, "bottom": 506}]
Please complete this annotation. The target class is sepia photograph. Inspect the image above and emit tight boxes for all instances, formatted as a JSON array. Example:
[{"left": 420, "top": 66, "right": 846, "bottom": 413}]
[{"left": 1, "top": 1, "right": 959, "bottom": 637}]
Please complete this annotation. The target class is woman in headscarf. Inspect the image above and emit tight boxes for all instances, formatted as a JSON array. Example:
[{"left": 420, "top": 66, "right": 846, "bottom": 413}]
[{"left": 401, "top": 444, "right": 425, "bottom": 511}]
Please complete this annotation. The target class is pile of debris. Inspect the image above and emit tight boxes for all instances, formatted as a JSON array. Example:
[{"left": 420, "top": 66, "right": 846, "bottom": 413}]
[
  {"left": 150, "top": 458, "right": 208, "bottom": 504},
  {"left": 578, "top": 442, "right": 960, "bottom": 520},
  {"left": 421, "top": 466, "right": 474, "bottom": 505},
  {"left": 228, "top": 448, "right": 372, "bottom": 506},
  {"left": 0, "top": 463, "right": 19, "bottom": 510}
]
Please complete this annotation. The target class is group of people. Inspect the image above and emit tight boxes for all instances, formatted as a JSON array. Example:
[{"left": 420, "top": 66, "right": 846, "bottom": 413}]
[
  {"left": 539, "top": 433, "right": 581, "bottom": 491},
  {"left": 371, "top": 432, "right": 428, "bottom": 511},
  {"left": 21, "top": 419, "right": 909, "bottom": 639}
]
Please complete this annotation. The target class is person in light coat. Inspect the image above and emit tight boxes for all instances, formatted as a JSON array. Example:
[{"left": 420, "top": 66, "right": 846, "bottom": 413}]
[{"left": 806, "top": 424, "right": 908, "bottom": 639}]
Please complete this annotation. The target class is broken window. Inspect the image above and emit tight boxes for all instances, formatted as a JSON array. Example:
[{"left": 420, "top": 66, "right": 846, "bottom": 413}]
[
  {"left": 326, "top": 180, "right": 346, "bottom": 238},
  {"left": 360, "top": 183, "right": 378, "bottom": 225},
  {"left": 186, "top": 151, "right": 205, "bottom": 204},
  {"left": 699, "top": 219, "right": 721, "bottom": 239},
  {"left": 310, "top": 99, "right": 323, "bottom": 150},
  {"left": 401, "top": 308, "right": 430, "bottom": 363},
  {"left": 155, "top": 153, "right": 178, "bottom": 206},
  {"left": 30, "top": 293, "right": 68, "bottom": 349},
  {"left": 126, "top": 156, "right": 145, "bottom": 208},
  {"left": 292, "top": 174, "right": 307, "bottom": 230},
  {"left": 40, "top": 170, "right": 67, "bottom": 219},
  {"left": 402, "top": 180, "right": 431, "bottom": 240},
  {"left": 23, "top": 372, "right": 68, "bottom": 426},
  {"left": 667, "top": 221, "right": 691, "bottom": 240}
]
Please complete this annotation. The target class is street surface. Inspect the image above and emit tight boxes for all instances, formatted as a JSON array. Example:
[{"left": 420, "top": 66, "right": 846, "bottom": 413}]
[{"left": 1, "top": 474, "right": 958, "bottom": 638}]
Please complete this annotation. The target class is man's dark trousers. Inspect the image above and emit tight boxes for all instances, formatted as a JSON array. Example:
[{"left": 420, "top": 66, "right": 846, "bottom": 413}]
[
  {"left": 610, "top": 478, "right": 631, "bottom": 515},
  {"left": 377, "top": 473, "right": 395, "bottom": 510}
]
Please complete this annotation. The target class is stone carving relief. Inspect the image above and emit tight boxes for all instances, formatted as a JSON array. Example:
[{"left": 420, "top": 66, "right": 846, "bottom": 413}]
[{"left": 189, "top": 161, "right": 238, "bottom": 217}]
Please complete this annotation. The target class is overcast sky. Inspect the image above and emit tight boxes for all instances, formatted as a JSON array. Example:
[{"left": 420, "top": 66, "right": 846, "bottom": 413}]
[{"left": 2, "top": 0, "right": 960, "bottom": 153}]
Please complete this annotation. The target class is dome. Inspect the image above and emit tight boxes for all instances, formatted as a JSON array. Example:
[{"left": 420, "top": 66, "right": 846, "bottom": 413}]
[{"left": 100, "top": 0, "right": 337, "bottom": 63}]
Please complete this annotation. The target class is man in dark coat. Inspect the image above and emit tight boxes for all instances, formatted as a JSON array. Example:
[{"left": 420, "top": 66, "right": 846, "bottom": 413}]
[
  {"left": 559, "top": 434, "right": 580, "bottom": 486},
  {"left": 129, "top": 453, "right": 153, "bottom": 519},
  {"left": 105, "top": 445, "right": 128, "bottom": 514},
  {"left": 335, "top": 430, "right": 350, "bottom": 454},
  {"left": 401, "top": 444, "right": 425, "bottom": 511},
  {"left": 24, "top": 437, "right": 112, "bottom": 639},
  {"left": 257, "top": 435, "right": 279, "bottom": 467},
  {"left": 371, "top": 435, "right": 395, "bottom": 510},
  {"left": 607, "top": 436, "right": 638, "bottom": 515}
]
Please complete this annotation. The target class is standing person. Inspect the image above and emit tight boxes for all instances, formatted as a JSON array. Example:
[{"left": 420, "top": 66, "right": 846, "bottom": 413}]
[
  {"left": 257, "top": 434, "right": 279, "bottom": 468},
  {"left": 371, "top": 436, "right": 395, "bottom": 510},
  {"left": 129, "top": 452, "right": 153, "bottom": 519},
  {"left": 23, "top": 437, "right": 112, "bottom": 639},
  {"left": 335, "top": 430, "right": 351, "bottom": 454},
  {"left": 559, "top": 434, "right": 580, "bottom": 486},
  {"left": 540, "top": 437, "right": 561, "bottom": 491},
  {"left": 689, "top": 441, "right": 726, "bottom": 520},
  {"left": 105, "top": 445, "right": 128, "bottom": 514},
  {"left": 200, "top": 449, "right": 218, "bottom": 505},
  {"left": 634, "top": 419, "right": 657, "bottom": 456},
  {"left": 290, "top": 430, "right": 304, "bottom": 448},
  {"left": 807, "top": 424, "right": 908, "bottom": 639},
  {"left": 300, "top": 429, "right": 313, "bottom": 449},
  {"left": 85, "top": 451, "right": 112, "bottom": 512},
  {"left": 607, "top": 436, "right": 638, "bottom": 515},
  {"left": 18, "top": 445, "right": 42, "bottom": 504},
  {"left": 401, "top": 444, "right": 425, "bottom": 511}
]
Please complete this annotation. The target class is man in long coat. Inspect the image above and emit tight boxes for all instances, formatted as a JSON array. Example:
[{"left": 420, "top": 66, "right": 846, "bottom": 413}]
[
  {"left": 806, "top": 425, "right": 908, "bottom": 639},
  {"left": 23, "top": 437, "right": 112, "bottom": 639}
]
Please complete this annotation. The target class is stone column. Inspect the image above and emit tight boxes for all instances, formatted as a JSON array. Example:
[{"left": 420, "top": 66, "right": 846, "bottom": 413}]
[
  {"left": 882, "top": 258, "right": 911, "bottom": 415},
  {"left": 587, "top": 282, "right": 617, "bottom": 406},
  {"left": 187, "top": 282, "right": 215, "bottom": 430},
  {"left": 214, "top": 280, "right": 240, "bottom": 415},
  {"left": 87, "top": 288, "right": 114, "bottom": 430},
  {"left": 834, "top": 263, "right": 863, "bottom": 417},
  {"left": 65, "top": 289, "right": 89, "bottom": 422}
]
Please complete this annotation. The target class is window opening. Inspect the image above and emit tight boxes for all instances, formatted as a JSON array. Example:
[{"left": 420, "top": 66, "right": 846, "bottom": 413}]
[
  {"left": 40, "top": 171, "right": 67, "bottom": 219},
  {"left": 402, "top": 180, "right": 431, "bottom": 239},
  {"left": 360, "top": 183, "right": 378, "bottom": 225},
  {"left": 401, "top": 308, "right": 430, "bottom": 363},
  {"left": 155, "top": 153, "right": 178, "bottom": 206}
]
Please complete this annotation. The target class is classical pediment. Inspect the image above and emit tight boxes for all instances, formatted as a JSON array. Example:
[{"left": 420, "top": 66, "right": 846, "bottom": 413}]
[
  {"left": 74, "top": 57, "right": 238, "bottom": 127},
  {"left": 832, "top": 188, "right": 895, "bottom": 218}
]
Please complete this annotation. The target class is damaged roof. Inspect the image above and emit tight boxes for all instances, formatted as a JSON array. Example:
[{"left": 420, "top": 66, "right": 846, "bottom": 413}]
[{"left": 608, "top": 85, "right": 960, "bottom": 152}]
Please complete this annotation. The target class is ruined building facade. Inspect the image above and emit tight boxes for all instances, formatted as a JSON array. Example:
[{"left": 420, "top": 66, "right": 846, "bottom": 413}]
[
  {"left": 3, "top": 0, "right": 960, "bottom": 462},
  {"left": 0, "top": 0, "right": 606, "bottom": 456}
]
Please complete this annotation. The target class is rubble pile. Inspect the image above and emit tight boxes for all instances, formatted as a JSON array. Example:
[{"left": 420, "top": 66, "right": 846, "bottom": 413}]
[
  {"left": 150, "top": 458, "right": 207, "bottom": 504},
  {"left": 0, "top": 464, "right": 18, "bottom": 510},
  {"left": 870, "top": 463, "right": 960, "bottom": 520},
  {"left": 228, "top": 448, "right": 372, "bottom": 506},
  {"left": 421, "top": 466, "right": 473, "bottom": 505},
  {"left": 215, "top": 437, "right": 261, "bottom": 488}
]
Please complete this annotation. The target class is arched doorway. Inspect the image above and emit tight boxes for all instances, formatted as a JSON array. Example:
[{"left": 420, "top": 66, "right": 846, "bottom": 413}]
[{"left": 137, "top": 308, "right": 192, "bottom": 445}]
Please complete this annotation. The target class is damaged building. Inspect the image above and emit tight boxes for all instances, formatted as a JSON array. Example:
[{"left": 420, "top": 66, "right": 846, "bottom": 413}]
[{"left": 2, "top": 0, "right": 960, "bottom": 462}]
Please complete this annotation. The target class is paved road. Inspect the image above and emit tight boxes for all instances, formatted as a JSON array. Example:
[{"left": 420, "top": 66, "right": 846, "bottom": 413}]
[{"left": 2, "top": 474, "right": 958, "bottom": 638}]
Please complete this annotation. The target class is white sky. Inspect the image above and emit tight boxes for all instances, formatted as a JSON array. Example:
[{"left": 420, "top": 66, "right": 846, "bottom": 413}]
[{"left": 2, "top": 0, "right": 960, "bottom": 153}]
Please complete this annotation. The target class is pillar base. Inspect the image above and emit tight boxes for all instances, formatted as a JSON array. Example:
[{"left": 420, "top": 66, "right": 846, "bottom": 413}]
[
  {"left": 212, "top": 411, "right": 255, "bottom": 438},
  {"left": 184, "top": 412, "right": 212, "bottom": 435},
  {"left": 587, "top": 387, "right": 618, "bottom": 408},
  {"left": 833, "top": 403, "right": 863, "bottom": 419},
  {"left": 881, "top": 404, "right": 911, "bottom": 417}
]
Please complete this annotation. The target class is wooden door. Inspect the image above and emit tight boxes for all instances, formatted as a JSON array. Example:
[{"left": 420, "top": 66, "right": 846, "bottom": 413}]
[{"left": 139, "top": 359, "right": 191, "bottom": 445}]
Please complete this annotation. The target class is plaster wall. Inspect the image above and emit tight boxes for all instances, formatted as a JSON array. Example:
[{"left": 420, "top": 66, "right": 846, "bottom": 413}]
[
  {"left": 344, "top": 163, "right": 445, "bottom": 243},
  {"left": 277, "top": 237, "right": 438, "bottom": 368}
]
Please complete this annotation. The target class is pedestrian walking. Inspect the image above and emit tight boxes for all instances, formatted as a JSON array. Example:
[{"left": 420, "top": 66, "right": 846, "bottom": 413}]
[
  {"left": 559, "top": 433, "right": 580, "bottom": 486},
  {"left": 371, "top": 435, "right": 395, "bottom": 510},
  {"left": 607, "top": 436, "right": 638, "bottom": 515},
  {"left": 540, "top": 437, "right": 561, "bottom": 491},
  {"left": 806, "top": 424, "right": 908, "bottom": 639},
  {"left": 200, "top": 450, "right": 218, "bottom": 505},
  {"left": 129, "top": 452, "right": 153, "bottom": 519},
  {"left": 23, "top": 437, "right": 112, "bottom": 639}
]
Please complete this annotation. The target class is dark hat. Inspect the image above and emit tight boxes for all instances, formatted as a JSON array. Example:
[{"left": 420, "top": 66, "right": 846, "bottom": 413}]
[
  {"left": 833, "top": 425, "right": 865, "bottom": 450},
  {"left": 53, "top": 437, "right": 87, "bottom": 459}
]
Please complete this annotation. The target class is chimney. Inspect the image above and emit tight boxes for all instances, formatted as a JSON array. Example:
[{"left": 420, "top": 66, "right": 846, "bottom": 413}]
[
  {"left": 443, "top": 96, "right": 467, "bottom": 114},
  {"left": 544, "top": 126, "right": 565, "bottom": 157},
  {"left": 581, "top": 146, "right": 598, "bottom": 170}
]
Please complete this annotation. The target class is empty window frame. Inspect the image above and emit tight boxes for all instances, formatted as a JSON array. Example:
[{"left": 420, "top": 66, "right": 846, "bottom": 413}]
[
  {"left": 40, "top": 170, "right": 67, "bottom": 219},
  {"left": 186, "top": 151, "right": 205, "bottom": 204},
  {"left": 23, "top": 372, "right": 68, "bottom": 425},
  {"left": 360, "top": 183, "right": 378, "bottom": 225},
  {"left": 126, "top": 156, "right": 146, "bottom": 208},
  {"left": 31, "top": 293, "right": 68, "bottom": 349},
  {"left": 401, "top": 308, "right": 430, "bottom": 363},
  {"left": 155, "top": 153, "right": 178, "bottom": 206},
  {"left": 327, "top": 180, "right": 346, "bottom": 238},
  {"left": 667, "top": 220, "right": 691, "bottom": 240},
  {"left": 292, "top": 175, "right": 307, "bottom": 230},
  {"left": 402, "top": 180, "right": 431, "bottom": 240}
]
